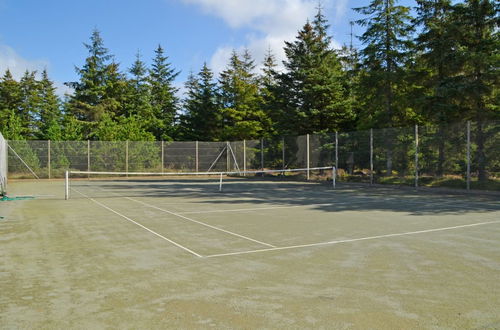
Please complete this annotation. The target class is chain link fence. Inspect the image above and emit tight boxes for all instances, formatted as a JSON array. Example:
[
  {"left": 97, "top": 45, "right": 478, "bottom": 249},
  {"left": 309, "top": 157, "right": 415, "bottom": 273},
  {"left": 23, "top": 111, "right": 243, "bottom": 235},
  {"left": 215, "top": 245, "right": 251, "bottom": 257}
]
[
  {"left": 0, "top": 132, "right": 7, "bottom": 195},
  {"left": 5, "top": 120, "right": 499, "bottom": 191}
]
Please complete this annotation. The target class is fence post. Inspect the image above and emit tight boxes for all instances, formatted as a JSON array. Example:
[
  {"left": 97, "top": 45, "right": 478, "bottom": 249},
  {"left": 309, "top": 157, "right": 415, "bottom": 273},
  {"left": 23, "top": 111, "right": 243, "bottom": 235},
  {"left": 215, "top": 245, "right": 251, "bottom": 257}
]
[
  {"left": 226, "top": 141, "right": 230, "bottom": 172},
  {"left": 87, "top": 140, "right": 90, "bottom": 178},
  {"left": 466, "top": 121, "right": 471, "bottom": 190},
  {"left": 243, "top": 139, "right": 246, "bottom": 175},
  {"left": 370, "top": 129, "right": 373, "bottom": 185},
  {"left": 282, "top": 137, "right": 285, "bottom": 171},
  {"left": 415, "top": 124, "right": 419, "bottom": 188},
  {"left": 195, "top": 141, "right": 199, "bottom": 172},
  {"left": 306, "top": 134, "right": 310, "bottom": 180},
  {"left": 335, "top": 131, "right": 338, "bottom": 177},
  {"left": 161, "top": 141, "right": 164, "bottom": 173},
  {"left": 48, "top": 140, "right": 51, "bottom": 179},
  {"left": 260, "top": 138, "right": 264, "bottom": 170},
  {"left": 125, "top": 140, "right": 129, "bottom": 176}
]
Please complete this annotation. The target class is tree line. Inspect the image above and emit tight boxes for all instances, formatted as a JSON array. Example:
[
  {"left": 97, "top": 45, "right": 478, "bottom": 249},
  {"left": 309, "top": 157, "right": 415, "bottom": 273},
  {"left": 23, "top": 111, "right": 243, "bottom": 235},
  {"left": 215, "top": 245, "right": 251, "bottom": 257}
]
[{"left": 0, "top": 0, "right": 498, "bottom": 144}]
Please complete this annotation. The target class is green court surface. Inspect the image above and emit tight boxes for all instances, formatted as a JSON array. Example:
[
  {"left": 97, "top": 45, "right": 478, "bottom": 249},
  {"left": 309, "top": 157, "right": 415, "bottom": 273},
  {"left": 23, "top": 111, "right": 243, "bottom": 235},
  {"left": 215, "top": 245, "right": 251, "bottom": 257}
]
[{"left": 1, "top": 178, "right": 499, "bottom": 329}]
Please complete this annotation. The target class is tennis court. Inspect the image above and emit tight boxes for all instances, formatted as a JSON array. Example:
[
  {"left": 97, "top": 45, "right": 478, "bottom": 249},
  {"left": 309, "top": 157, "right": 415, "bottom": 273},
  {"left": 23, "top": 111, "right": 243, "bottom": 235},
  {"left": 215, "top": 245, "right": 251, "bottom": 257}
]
[{"left": 1, "top": 174, "right": 500, "bottom": 328}]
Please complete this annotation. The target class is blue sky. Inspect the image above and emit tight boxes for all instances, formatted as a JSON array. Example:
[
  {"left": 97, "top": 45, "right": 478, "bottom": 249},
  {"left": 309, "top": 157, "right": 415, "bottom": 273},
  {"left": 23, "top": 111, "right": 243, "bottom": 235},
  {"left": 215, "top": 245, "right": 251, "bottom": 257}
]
[{"left": 0, "top": 0, "right": 414, "bottom": 95}]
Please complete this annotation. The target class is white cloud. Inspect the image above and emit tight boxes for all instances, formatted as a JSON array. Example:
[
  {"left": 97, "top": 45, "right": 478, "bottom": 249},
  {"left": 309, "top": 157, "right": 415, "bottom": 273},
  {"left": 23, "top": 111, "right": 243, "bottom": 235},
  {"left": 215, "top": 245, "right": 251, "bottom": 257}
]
[
  {"left": 0, "top": 45, "right": 71, "bottom": 97},
  {"left": 182, "top": 0, "right": 347, "bottom": 75},
  {"left": 0, "top": 45, "right": 49, "bottom": 79}
]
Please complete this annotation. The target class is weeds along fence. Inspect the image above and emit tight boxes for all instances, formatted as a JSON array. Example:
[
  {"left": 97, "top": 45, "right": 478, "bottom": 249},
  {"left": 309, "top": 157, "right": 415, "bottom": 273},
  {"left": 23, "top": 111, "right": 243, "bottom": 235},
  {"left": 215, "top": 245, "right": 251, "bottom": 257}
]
[{"left": 6, "top": 120, "right": 499, "bottom": 191}]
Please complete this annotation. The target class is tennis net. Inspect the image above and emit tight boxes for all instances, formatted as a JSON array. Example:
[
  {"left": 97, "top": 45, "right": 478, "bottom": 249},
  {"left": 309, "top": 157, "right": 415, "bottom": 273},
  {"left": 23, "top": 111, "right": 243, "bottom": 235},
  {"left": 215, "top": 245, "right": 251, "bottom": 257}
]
[
  {"left": 0, "top": 132, "right": 7, "bottom": 196},
  {"left": 65, "top": 166, "right": 336, "bottom": 200}
]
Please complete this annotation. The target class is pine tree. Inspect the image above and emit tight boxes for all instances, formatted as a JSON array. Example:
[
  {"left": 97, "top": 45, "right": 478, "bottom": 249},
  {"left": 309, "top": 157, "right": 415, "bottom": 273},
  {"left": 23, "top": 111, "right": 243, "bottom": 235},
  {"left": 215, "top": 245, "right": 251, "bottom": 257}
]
[
  {"left": 179, "top": 64, "right": 221, "bottom": 141},
  {"left": 148, "top": 45, "right": 180, "bottom": 140},
  {"left": 259, "top": 48, "right": 280, "bottom": 136},
  {"left": 219, "top": 50, "right": 268, "bottom": 140}
]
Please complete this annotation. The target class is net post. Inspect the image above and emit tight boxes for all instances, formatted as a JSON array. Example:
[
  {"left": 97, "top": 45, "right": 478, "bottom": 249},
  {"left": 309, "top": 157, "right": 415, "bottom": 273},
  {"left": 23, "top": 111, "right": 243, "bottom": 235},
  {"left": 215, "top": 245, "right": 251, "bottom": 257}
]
[
  {"left": 306, "top": 134, "right": 310, "bottom": 180},
  {"left": 219, "top": 172, "right": 223, "bottom": 192},
  {"left": 466, "top": 121, "right": 471, "bottom": 190},
  {"left": 48, "top": 140, "right": 51, "bottom": 179},
  {"left": 195, "top": 140, "right": 199, "bottom": 172},
  {"left": 243, "top": 140, "right": 246, "bottom": 176},
  {"left": 161, "top": 141, "right": 164, "bottom": 174},
  {"left": 65, "top": 170, "right": 69, "bottom": 200},
  {"left": 370, "top": 129, "right": 373, "bottom": 185},
  {"left": 415, "top": 124, "right": 419, "bottom": 189},
  {"left": 332, "top": 166, "right": 336, "bottom": 189}
]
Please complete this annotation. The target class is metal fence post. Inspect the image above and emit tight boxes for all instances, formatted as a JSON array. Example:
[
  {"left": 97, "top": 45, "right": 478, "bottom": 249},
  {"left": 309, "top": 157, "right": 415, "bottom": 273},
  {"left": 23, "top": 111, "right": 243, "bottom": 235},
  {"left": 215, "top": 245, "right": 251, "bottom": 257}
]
[
  {"left": 335, "top": 131, "right": 338, "bottom": 176},
  {"left": 370, "top": 129, "right": 373, "bottom": 185},
  {"left": 467, "top": 121, "right": 471, "bottom": 190},
  {"left": 48, "top": 140, "right": 51, "bottom": 179},
  {"left": 243, "top": 139, "right": 246, "bottom": 175},
  {"left": 415, "top": 124, "right": 419, "bottom": 188},
  {"left": 195, "top": 141, "right": 199, "bottom": 172},
  {"left": 282, "top": 137, "right": 285, "bottom": 171},
  {"left": 161, "top": 141, "right": 164, "bottom": 173},
  {"left": 226, "top": 141, "right": 230, "bottom": 172},
  {"left": 306, "top": 134, "right": 310, "bottom": 180},
  {"left": 87, "top": 140, "right": 90, "bottom": 178},
  {"left": 125, "top": 140, "right": 129, "bottom": 176},
  {"left": 260, "top": 138, "right": 264, "bottom": 170}
]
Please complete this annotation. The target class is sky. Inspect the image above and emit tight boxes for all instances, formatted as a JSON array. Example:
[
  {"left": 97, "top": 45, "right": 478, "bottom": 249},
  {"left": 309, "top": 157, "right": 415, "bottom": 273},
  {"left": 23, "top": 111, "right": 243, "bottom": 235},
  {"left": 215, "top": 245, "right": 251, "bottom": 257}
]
[{"left": 0, "top": 0, "right": 414, "bottom": 96}]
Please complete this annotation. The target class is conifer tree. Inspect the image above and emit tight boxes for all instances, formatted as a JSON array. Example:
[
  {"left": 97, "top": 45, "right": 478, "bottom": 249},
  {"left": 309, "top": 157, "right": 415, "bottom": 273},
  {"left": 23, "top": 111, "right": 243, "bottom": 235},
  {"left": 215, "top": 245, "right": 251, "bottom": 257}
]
[
  {"left": 179, "top": 64, "right": 221, "bottom": 141},
  {"left": 219, "top": 50, "right": 268, "bottom": 140},
  {"left": 355, "top": 0, "right": 414, "bottom": 175},
  {"left": 38, "top": 69, "right": 62, "bottom": 140},
  {"left": 0, "top": 70, "right": 24, "bottom": 139},
  {"left": 259, "top": 48, "right": 280, "bottom": 136},
  {"left": 148, "top": 45, "right": 180, "bottom": 140},
  {"left": 19, "top": 70, "right": 41, "bottom": 138},
  {"left": 278, "top": 10, "right": 352, "bottom": 135}
]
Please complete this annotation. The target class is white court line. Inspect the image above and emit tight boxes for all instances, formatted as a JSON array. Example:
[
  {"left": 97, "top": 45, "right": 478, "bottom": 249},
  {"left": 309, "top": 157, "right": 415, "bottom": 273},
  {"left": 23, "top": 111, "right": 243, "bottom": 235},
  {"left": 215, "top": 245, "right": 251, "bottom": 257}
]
[
  {"left": 71, "top": 188, "right": 203, "bottom": 258},
  {"left": 178, "top": 203, "right": 333, "bottom": 215},
  {"left": 126, "top": 197, "right": 276, "bottom": 248},
  {"left": 204, "top": 220, "right": 500, "bottom": 258}
]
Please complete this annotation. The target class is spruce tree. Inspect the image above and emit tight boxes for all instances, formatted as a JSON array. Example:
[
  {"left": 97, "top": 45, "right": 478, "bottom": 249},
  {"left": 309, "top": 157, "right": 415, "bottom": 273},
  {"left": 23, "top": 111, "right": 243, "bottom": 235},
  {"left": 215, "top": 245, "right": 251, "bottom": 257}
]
[
  {"left": 0, "top": 70, "right": 24, "bottom": 139},
  {"left": 148, "top": 45, "right": 180, "bottom": 140},
  {"left": 278, "top": 11, "right": 352, "bottom": 135},
  {"left": 38, "top": 70, "right": 62, "bottom": 140},
  {"left": 19, "top": 70, "right": 41, "bottom": 139},
  {"left": 218, "top": 50, "right": 268, "bottom": 140},
  {"left": 179, "top": 64, "right": 221, "bottom": 141},
  {"left": 354, "top": 0, "right": 414, "bottom": 175},
  {"left": 259, "top": 48, "right": 280, "bottom": 136}
]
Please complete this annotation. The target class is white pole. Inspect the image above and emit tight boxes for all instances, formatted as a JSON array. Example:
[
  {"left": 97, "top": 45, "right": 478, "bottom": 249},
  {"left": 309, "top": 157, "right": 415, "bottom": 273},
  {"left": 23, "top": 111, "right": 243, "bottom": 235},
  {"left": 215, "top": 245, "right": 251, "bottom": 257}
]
[
  {"left": 306, "top": 134, "right": 310, "bottom": 180},
  {"left": 370, "top": 129, "right": 373, "bottom": 185},
  {"left": 48, "top": 140, "right": 51, "bottom": 179},
  {"left": 219, "top": 172, "right": 223, "bottom": 192},
  {"left": 65, "top": 170, "right": 69, "bottom": 200},
  {"left": 332, "top": 166, "right": 336, "bottom": 189},
  {"left": 415, "top": 124, "right": 419, "bottom": 188},
  {"left": 466, "top": 121, "right": 471, "bottom": 190}
]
